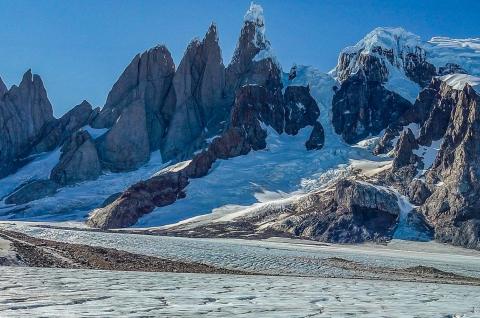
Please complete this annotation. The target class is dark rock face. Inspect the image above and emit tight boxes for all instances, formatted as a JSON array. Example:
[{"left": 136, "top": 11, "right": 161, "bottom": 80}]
[
  {"left": 96, "top": 100, "right": 150, "bottom": 172},
  {"left": 260, "top": 179, "right": 400, "bottom": 243},
  {"left": 416, "top": 78, "right": 457, "bottom": 146},
  {"left": 438, "top": 63, "right": 467, "bottom": 76},
  {"left": 0, "top": 70, "right": 55, "bottom": 177},
  {"left": 5, "top": 180, "right": 59, "bottom": 205},
  {"left": 421, "top": 85, "right": 480, "bottom": 249},
  {"left": 162, "top": 25, "right": 228, "bottom": 161},
  {"left": 87, "top": 166, "right": 189, "bottom": 229},
  {"left": 50, "top": 130, "right": 102, "bottom": 185},
  {"left": 226, "top": 16, "right": 271, "bottom": 90},
  {"left": 374, "top": 78, "right": 458, "bottom": 155},
  {"left": 332, "top": 71, "right": 412, "bottom": 143},
  {"left": 407, "top": 179, "right": 431, "bottom": 205},
  {"left": 403, "top": 49, "right": 437, "bottom": 87},
  {"left": 392, "top": 128, "right": 419, "bottom": 171},
  {"left": 33, "top": 100, "right": 98, "bottom": 154},
  {"left": 305, "top": 122, "right": 325, "bottom": 150},
  {"left": 91, "top": 45, "right": 176, "bottom": 151},
  {"left": 336, "top": 44, "right": 436, "bottom": 88},
  {"left": 284, "top": 86, "right": 319, "bottom": 135}
]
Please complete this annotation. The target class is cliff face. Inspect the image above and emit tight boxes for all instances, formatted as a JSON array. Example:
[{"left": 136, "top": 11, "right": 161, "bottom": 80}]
[
  {"left": 332, "top": 70, "right": 412, "bottom": 143},
  {"left": 162, "top": 25, "right": 228, "bottom": 161},
  {"left": 91, "top": 45, "right": 176, "bottom": 151},
  {"left": 0, "top": 70, "right": 55, "bottom": 177},
  {"left": 421, "top": 84, "right": 480, "bottom": 249}
]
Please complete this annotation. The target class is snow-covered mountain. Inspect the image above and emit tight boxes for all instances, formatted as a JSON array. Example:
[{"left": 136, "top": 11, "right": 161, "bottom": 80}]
[{"left": 1, "top": 4, "right": 480, "bottom": 250}]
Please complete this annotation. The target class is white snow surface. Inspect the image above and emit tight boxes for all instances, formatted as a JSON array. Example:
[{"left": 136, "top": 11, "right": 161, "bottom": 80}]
[
  {"left": 342, "top": 27, "right": 421, "bottom": 57},
  {"left": 0, "top": 152, "right": 168, "bottom": 221},
  {"left": 440, "top": 73, "right": 480, "bottom": 94},
  {"left": 427, "top": 37, "right": 480, "bottom": 76},
  {"left": 1, "top": 266, "right": 480, "bottom": 317},
  {"left": 0, "top": 150, "right": 61, "bottom": 200}
]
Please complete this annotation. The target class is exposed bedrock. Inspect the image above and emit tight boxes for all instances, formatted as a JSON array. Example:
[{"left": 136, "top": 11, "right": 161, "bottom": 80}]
[
  {"left": 332, "top": 71, "right": 412, "bottom": 143},
  {"left": 90, "top": 45, "right": 176, "bottom": 151},
  {"left": 0, "top": 71, "right": 55, "bottom": 177},
  {"left": 50, "top": 130, "right": 102, "bottom": 185},
  {"left": 96, "top": 100, "right": 150, "bottom": 172},
  {"left": 87, "top": 83, "right": 324, "bottom": 229},
  {"left": 421, "top": 84, "right": 480, "bottom": 249}
]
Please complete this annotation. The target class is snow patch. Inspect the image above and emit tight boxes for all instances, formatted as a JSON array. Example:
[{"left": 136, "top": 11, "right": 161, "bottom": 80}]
[
  {"left": 439, "top": 73, "right": 480, "bottom": 94},
  {"left": 413, "top": 138, "right": 443, "bottom": 176},
  {"left": 0, "top": 149, "right": 61, "bottom": 200},
  {"left": 82, "top": 126, "right": 109, "bottom": 139}
]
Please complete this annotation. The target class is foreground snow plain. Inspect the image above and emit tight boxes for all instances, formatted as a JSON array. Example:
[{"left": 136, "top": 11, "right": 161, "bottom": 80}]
[{"left": 1, "top": 266, "right": 479, "bottom": 318}]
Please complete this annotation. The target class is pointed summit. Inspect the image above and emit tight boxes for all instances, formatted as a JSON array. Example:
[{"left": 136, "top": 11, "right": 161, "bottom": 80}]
[
  {"left": 163, "top": 23, "right": 227, "bottom": 161},
  {"left": 0, "top": 76, "right": 7, "bottom": 96},
  {"left": 243, "top": 2, "right": 269, "bottom": 50}
]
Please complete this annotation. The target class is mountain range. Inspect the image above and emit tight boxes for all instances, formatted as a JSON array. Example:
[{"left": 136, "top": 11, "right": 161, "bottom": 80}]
[{"left": 1, "top": 3, "right": 480, "bottom": 251}]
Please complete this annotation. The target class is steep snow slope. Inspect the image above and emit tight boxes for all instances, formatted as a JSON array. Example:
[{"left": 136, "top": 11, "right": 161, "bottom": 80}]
[
  {"left": 0, "top": 152, "right": 167, "bottom": 221},
  {"left": 136, "top": 67, "right": 383, "bottom": 227}
]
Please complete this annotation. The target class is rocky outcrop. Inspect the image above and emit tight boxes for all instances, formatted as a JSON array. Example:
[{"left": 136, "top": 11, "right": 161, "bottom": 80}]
[
  {"left": 374, "top": 77, "right": 459, "bottom": 155},
  {"left": 422, "top": 84, "right": 480, "bottom": 249},
  {"left": 96, "top": 100, "right": 150, "bottom": 172},
  {"left": 5, "top": 180, "right": 59, "bottom": 205},
  {"left": 334, "top": 28, "right": 436, "bottom": 87},
  {"left": 33, "top": 100, "right": 98, "bottom": 154},
  {"left": 0, "top": 70, "right": 55, "bottom": 177},
  {"left": 274, "top": 179, "right": 400, "bottom": 243},
  {"left": 225, "top": 3, "right": 281, "bottom": 93},
  {"left": 305, "top": 122, "right": 325, "bottom": 150},
  {"left": 91, "top": 45, "right": 176, "bottom": 151},
  {"left": 50, "top": 130, "right": 102, "bottom": 185},
  {"left": 162, "top": 24, "right": 229, "bottom": 161},
  {"left": 438, "top": 63, "right": 467, "bottom": 76},
  {"left": 87, "top": 164, "right": 189, "bottom": 229},
  {"left": 332, "top": 71, "right": 412, "bottom": 143},
  {"left": 403, "top": 49, "right": 437, "bottom": 87},
  {"left": 284, "top": 86, "right": 319, "bottom": 135},
  {"left": 391, "top": 128, "right": 419, "bottom": 171},
  {"left": 407, "top": 179, "right": 431, "bottom": 205},
  {"left": 168, "top": 178, "right": 401, "bottom": 243},
  {"left": 416, "top": 79, "right": 458, "bottom": 146}
]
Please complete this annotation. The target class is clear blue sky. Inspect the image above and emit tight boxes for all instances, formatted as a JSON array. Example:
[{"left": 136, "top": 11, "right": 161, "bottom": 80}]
[{"left": 1, "top": 0, "right": 479, "bottom": 116}]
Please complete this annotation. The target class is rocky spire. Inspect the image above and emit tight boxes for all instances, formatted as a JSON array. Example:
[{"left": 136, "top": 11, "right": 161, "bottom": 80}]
[
  {"left": 0, "top": 76, "right": 7, "bottom": 96},
  {"left": 0, "top": 70, "right": 55, "bottom": 177},
  {"left": 226, "top": 2, "right": 281, "bottom": 93},
  {"left": 162, "top": 23, "right": 228, "bottom": 161},
  {"left": 91, "top": 45, "right": 176, "bottom": 151}
]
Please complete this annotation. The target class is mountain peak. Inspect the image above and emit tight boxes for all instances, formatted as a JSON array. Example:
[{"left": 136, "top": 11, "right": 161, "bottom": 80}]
[
  {"left": 0, "top": 76, "right": 7, "bottom": 96},
  {"left": 343, "top": 27, "right": 421, "bottom": 55},
  {"left": 244, "top": 2, "right": 264, "bottom": 27}
]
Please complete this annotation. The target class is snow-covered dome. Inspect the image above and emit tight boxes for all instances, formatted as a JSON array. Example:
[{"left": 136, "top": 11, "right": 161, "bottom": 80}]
[{"left": 342, "top": 27, "right": 422, "bottom": 56}]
